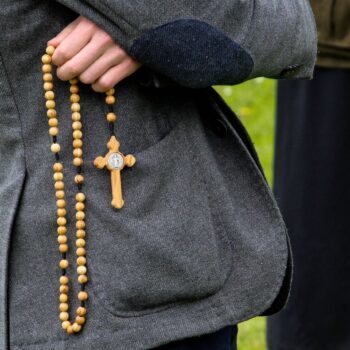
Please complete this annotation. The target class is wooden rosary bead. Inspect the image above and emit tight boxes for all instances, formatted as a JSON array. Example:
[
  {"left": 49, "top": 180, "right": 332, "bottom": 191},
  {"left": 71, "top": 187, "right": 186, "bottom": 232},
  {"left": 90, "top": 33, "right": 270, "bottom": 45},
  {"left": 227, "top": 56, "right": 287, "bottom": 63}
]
[
  {"left": 76, "top": 193, "right": 85, "bottom": 202},
  {"left": 78, "top": 291, "right": 88, "bottom": 301},
  {"left": 77, "top": 256, "right": 86, "bottom": 266},
  {"left": 60, "top": 276, "right": 69, "bottom": 285},
  {"left": 45, "top": 91, "right": 55, "bottom": 100},
  {"left": 75, "top": 202, "right": 85, "bottom": 211},
  {"left": 67, "top": 325, "right": 75, "bottom": 334},
  {"left": 49, "top": 127, "right": 59, "bottom": 136},
  {"left": 76, "top": 238, "right": 85, "bottom": 248},
  {"left": 69, "top": 78, "right": 79, "bottom": 84},
  {"left": 70, "top": 85, "right": 79, "bottom": 94},
  {"left": 73, "top": 157, "right": 83, "bottom": 167},
  {"left": 105, "top": 95, "right": 115, "bottom": 104},
  {"left": 76, "top": 220, "right": 85, "bottom": 229},
  {"left": 54, "top": 172, "right": 63, "bottom": 181},
  {"left": 43, "top": 73, "right": 53, "bottom": 82},
  {"left": 71, "top": 103, "right": 80, "bottom": 112},
  {"left": 42, "top": 64, "right": 52, "bottom": 73},
  {"left": 57, "top": 217, "right": 67, "bottom": 226},
  {"left": 44, "top": 82, "right": 54, "bottom": 91},
  {"left": 54, "top": 181, "right": 64, "bottom": 190},
  {"left": 76, "top": 229, "right": 86, "bottom": 239},
  {"left": 73, "top": 151, "right": 83, "bottom": 161},
  {"left": 46, "top": 100, "right": 55, "bottom": 109},
  {"left": 59, "top": 302, "right": 69, "bottom": 311},
  {"left": 57, "top": 235, "right": 67, "bottom": 244},
  {"left": 56, "top": 199, "right": 66, "bottom": 209},
  {"left": 46, "top": 45, "right": 55, "bottom": 55},
  {"left": 77, "top": 266, "right": 87, "bottom": 275},
  {"left": 47, "top": 109, "right": 57, "bottom": 118},
  {"left": 73, "top": 130, "right": 83, "bottom": 139},
  {"left": 70, "top": 94, "right": 80, "bottom": 103},
  {"left": 72, "top": 121, "right": 82, "bottom": 130},
  {"left": 57, "top": 226, "right": 67, "bottom": 235},
  {"left": 51, "top": 143, "right": 61, "bottom": 153},
  {"left": 59, "top": 259, "right": 69, "bottom": 269},
  {"left": 59, "top": 312, "right": 69, "bottom": 321},
  {"left": 73, "top": 139, "right": 83, "bottom": 148},
  {"left": 106, "top": 88, "right": 115, "bottom": 96},
  {"left": 55, "top": 191, "right": 65, "bottom": 199},
  {"left": 59, "top": 293, "right": 68, "bottom": 302},
  {"left": 72, "top": 112, "right": 81, "bottom": 121},
  {"left": 74, "top": 175, "right": 84, "bottom": 184},
  {"left": 41, "top": 54, "right": 52, "bottom": 64},
  {"left": 60, "top": 286, "right": 69, "bottom": 294},
  {"left": 78, "top": 275, "right": 88, "bottom": 284},
  {"left": 72, "top": 323, "right": 82, "bottom": 332},
  {"left": 48, "top": 118, "right": 58, "bottom": 127},
  {"left": 59, "top": 244, "right": 69, "bottom": 253},
  {"left": 106, "top": 112, "right": 117, "bottom": 122},
  {"left": 76, "top": 247, "right": 86, "bottom": 256},
  {"left": 76, "top": 307, "right": 87, "bottom": 316},
  {"left": 61, "top": 321, "right": 70, "bottom": 330},
  {"left": 76, "top": 315, "right": 86, "bottom": 325},
  {"left": 76, "top": 211, "right": 85, "bottom": 220},
  {"left": 53, "top": 163, "right": 63, "bottom": 172},
  {"left": 57, "top": 208, "right": 66, "bottom": 217}
]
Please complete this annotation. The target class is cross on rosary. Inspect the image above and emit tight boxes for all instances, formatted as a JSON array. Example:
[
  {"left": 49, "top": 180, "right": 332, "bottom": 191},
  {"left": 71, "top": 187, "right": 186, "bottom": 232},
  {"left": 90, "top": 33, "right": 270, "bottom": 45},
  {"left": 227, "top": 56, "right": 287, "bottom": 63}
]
[{"left": 94, "top": 135, "right": 136, "bottom": 209}]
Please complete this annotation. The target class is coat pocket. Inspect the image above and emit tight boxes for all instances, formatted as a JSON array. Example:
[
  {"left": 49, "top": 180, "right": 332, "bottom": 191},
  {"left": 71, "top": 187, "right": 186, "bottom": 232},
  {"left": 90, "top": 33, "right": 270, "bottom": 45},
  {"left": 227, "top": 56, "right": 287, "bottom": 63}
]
[{"left": 84, "top": 113, "right": 232, "bottom": 317}]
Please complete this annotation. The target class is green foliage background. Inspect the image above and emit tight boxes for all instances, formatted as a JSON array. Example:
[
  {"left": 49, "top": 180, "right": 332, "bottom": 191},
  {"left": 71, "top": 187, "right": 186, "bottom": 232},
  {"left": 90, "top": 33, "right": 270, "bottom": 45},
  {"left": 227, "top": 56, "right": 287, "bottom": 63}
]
[{"left": 215, "top": 78, "right": 277, "bottom": 350}]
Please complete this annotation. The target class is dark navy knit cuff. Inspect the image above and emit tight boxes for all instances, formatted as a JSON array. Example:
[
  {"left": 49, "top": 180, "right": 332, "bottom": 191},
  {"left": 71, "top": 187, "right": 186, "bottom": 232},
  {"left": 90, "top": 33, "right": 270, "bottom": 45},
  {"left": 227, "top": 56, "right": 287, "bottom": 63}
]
[{"left": 130, "top": 19, "right": 254, "bottom": 88}]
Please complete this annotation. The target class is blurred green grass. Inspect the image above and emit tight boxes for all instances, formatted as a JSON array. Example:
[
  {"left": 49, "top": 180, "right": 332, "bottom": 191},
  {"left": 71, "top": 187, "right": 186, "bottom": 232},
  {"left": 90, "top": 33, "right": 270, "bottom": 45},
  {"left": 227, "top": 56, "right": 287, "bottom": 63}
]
[{"left": 215, "top": 78, "right": 277, "bottom": 350}]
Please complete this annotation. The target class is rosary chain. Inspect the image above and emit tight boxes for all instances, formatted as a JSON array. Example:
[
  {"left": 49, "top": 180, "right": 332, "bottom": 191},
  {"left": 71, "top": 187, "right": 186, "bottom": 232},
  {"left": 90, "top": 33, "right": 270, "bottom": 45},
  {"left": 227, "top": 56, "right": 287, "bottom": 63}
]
[{"left": 42, "top": 45, "right": 117, "bottom": 334}]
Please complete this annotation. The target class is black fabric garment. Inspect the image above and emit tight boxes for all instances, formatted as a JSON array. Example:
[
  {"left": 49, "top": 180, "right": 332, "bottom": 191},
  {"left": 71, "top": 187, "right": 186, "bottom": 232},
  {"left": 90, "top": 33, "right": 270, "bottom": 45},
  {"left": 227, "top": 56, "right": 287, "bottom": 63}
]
[
  {"left": 267, "top": 66, "right": 350, "bottom": 350},
  {"left": 154, "top": 325, "right": 237, "bottom": 350}
]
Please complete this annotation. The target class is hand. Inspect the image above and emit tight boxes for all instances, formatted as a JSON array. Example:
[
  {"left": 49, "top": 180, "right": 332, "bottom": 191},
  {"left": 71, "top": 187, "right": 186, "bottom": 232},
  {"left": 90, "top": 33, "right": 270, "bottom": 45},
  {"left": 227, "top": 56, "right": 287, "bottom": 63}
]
[{"left": 48, "top": 16, "right": 141, "bottom": 92}]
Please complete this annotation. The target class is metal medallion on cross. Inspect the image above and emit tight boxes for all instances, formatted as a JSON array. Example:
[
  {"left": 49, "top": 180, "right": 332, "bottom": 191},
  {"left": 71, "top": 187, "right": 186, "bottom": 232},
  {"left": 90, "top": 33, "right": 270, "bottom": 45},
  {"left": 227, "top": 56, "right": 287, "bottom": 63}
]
[{"left": 93, "top": 135, "right": 136, "bottom": 209}]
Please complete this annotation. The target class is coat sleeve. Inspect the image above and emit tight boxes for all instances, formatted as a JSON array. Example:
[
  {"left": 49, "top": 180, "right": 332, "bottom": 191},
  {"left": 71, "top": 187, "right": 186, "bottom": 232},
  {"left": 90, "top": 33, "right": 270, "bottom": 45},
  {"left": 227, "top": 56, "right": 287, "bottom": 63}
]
[{"left": 55, "top": 0, "right": 318, "bottom": 88}]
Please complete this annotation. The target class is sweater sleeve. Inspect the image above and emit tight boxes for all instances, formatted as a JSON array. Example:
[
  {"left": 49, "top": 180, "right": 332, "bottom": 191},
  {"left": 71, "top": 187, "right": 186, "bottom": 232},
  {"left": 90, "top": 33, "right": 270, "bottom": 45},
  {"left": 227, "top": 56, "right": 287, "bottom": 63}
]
[{"left": 55, "top": 0, "right": 318, "bottom": 88}]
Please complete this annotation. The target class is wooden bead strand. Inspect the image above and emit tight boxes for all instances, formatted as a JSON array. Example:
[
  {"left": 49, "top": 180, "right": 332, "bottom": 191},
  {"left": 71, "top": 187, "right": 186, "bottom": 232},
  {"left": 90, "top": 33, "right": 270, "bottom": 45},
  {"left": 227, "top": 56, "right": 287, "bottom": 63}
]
[{"left": 42, "top": 45, "right": 118, "bottom": 334}]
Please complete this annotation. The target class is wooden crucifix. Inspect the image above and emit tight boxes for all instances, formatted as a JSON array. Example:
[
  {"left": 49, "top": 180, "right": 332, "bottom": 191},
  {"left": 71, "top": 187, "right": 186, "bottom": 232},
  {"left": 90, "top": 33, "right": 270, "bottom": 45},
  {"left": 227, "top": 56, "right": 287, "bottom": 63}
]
[{"left": 94, "top": 135, "right": 136, "bottom": 209}]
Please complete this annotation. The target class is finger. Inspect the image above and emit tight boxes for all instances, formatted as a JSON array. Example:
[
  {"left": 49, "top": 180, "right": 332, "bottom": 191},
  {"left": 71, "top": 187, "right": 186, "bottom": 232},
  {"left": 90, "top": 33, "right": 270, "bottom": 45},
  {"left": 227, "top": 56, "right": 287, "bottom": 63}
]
[
  {"left": 56, "top": 32, "right": 115, "bottom": 81},
  {"left": 51, "top": 18, "right": 96, "bottom": 67},
  {"left": 78, "top": 45, "right": 127, "bottom": 84},
  {"left": 47, "top": 16, "right": 82, "bottom": 47},
  {"left": 91, "top": 59, "right": 141, "bottom": 92}
]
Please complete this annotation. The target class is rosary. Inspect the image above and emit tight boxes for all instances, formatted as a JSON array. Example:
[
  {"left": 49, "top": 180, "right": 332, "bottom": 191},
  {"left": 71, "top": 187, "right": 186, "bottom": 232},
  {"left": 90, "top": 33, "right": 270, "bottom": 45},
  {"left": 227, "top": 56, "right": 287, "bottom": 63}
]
[{"left": 41, "top": 45, "right": 136, "bottom": 334}]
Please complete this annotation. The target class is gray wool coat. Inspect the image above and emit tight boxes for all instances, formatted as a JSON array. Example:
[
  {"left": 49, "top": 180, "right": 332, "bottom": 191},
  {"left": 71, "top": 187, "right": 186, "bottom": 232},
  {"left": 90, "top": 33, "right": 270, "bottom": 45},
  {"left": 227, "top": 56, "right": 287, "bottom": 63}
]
[{"left": 0, "top": 1, "right": 317, "bottom": 349}]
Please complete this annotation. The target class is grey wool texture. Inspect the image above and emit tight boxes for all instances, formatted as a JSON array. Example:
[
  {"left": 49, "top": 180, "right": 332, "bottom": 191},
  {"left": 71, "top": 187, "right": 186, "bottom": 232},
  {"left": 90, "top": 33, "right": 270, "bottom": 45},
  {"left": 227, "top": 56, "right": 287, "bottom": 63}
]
[{"left": 0, "top": 1, "right": 316, "bottom": 349}]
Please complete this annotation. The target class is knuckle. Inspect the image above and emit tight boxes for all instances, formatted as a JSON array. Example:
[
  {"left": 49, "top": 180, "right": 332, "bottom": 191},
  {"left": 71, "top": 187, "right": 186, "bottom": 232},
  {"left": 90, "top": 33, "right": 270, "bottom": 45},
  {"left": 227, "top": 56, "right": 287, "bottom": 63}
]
[
  {"left": 79, "top": 73, "right": 94, "bottom": 84},
  {"left": 124, "top": 58, "right": 139, "bottom": 72},
  {"left": 82, "top": 19, "right": 97, "bottom": 32},
  {"left": 53, "top": 49, "right": 69, "bottom": 65},
  {"left": 91, "top": 84, "right": 101, "bottom": 93},
  {"left": 124, "top": 57, "right": 134, "bottom": 67},
  {"left": 56, "top": 68, "right": 67, "bottom": 81},
  {"left": 80, "top": 16, "right": 93, "bottom": 27},
  {"left": 98, "top": 32, "right": 114, "bottom": 46},
  {"left": 112, "top": 46, "right": 125, "bottom": 58},
  {"left": 97, "top": 77, "right": 113, "bottom": 91},
  {"left": 65, "top": 62, "right": 80, "bottom": 77}
]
